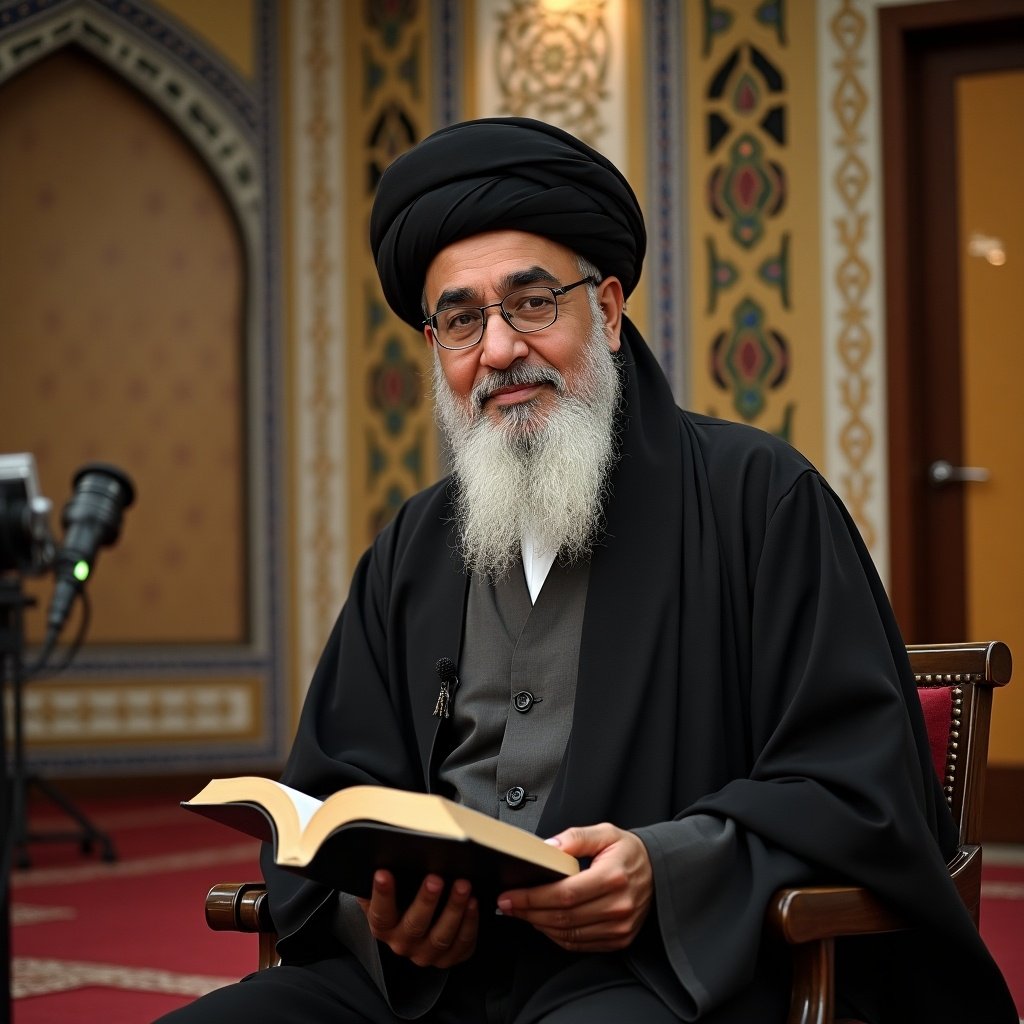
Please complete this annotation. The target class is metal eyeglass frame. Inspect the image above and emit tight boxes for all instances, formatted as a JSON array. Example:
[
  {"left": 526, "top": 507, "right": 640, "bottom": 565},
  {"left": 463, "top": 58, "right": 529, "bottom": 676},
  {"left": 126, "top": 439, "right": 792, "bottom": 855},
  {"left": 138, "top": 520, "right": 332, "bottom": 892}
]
[{"left": 421, "top": 276, "right": 598, "bottom": 351}]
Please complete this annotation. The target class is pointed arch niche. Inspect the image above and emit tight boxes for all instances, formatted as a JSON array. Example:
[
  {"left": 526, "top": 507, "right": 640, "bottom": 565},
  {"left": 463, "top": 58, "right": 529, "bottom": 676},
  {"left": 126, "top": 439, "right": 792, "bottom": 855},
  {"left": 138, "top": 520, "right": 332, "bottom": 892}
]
[{"left": 0, "top": 3, "right": 281, "bottom": 774}]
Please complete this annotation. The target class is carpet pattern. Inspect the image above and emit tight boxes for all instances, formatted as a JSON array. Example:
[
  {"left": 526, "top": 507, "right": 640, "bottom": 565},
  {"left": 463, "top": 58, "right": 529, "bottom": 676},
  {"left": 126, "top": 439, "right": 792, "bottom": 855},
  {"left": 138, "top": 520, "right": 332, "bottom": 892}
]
[
  {"left": 8, "top": 797, "right": 1024, "bottom": 1021},
  {"left": 13, "top": 957, "right": 238, "bottom": 1000},
  {"left": 11, "top": 798, "right": 259, "bottom": 1022}
]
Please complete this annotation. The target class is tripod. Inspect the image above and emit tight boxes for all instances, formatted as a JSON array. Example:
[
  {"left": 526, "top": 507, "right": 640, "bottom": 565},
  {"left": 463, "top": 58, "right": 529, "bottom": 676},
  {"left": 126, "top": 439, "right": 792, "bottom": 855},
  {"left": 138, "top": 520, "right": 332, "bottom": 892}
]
[
  {"left": 1, "top": 576, "right": 119, "bottom": 1018},
  {"left": 2, "top": 577, "right": 117, "bottom": 868},
  {"left": 0, "top": 579, "right": 30, "bottom": 1021}
]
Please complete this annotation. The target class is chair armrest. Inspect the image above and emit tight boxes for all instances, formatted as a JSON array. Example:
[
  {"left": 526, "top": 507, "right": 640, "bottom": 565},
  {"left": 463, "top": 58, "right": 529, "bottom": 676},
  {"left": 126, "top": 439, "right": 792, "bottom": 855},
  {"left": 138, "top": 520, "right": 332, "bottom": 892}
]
[
  {"left": 946, "top": 844, "right": 983, "bottom": 923},
  {"left": 205, "top": 881, "right": 272, "bottom": 933},
  {"left": 770, "top": 884, "right": 906, "bottom": 944},
  {"left": 769, "top": 844, "right": 982, "bottom": 945}
]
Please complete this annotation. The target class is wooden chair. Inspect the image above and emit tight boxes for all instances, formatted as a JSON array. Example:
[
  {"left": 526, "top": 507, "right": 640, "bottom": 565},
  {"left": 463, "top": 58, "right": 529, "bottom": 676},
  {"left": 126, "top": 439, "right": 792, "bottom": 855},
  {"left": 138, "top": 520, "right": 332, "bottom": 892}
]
[
  {"left": 205, "top": 879, "right": 279, "bottom": 970},
  {"left": 770, "top": 640, "right": 1011, "bottom": 1024},
  {"left": 204, "top": 641, "right": 1013, "bottom": 1014}
]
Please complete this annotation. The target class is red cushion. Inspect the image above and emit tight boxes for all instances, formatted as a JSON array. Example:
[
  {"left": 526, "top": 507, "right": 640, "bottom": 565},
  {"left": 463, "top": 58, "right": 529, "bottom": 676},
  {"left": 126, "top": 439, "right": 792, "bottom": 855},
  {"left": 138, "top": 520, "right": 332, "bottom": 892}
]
[{"left": 917, "top": 686, "right": 953, "bottom": 784}]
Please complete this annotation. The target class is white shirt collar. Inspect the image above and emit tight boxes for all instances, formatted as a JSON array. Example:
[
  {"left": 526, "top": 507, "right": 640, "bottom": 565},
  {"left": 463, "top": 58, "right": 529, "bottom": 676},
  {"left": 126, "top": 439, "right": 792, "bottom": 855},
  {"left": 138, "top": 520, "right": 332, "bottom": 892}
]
[{"left": 520, "top": 533, "right": 557, "bottom": 604}]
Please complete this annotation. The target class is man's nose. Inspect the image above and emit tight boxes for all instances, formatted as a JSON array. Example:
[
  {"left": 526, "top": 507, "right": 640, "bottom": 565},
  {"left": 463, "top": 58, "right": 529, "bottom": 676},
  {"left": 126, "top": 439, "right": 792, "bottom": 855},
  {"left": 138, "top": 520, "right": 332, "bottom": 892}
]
[{"left": 479, "top": 309, "right": 529, "bottom": 368}]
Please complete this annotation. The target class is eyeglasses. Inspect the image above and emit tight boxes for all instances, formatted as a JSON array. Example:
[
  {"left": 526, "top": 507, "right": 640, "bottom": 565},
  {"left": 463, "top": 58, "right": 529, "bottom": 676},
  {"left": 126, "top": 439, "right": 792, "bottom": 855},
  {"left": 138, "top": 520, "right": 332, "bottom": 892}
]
[{"left": 422, "top": 276, "right": 597, "bottom": 351}]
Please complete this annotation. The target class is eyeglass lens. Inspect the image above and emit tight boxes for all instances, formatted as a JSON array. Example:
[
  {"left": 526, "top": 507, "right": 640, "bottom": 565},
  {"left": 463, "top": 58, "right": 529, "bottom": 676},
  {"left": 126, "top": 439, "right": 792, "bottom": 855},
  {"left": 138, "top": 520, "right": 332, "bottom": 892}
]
[{"left": 434, "top": 286, "right": 559, "bottom": 349}]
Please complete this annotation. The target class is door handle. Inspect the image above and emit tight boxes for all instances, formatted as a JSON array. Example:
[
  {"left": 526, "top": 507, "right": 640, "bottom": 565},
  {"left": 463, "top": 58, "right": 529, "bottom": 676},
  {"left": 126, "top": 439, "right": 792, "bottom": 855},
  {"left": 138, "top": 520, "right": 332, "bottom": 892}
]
[{"left": 928, "top": 460, "right": 991, "bottom": 485}]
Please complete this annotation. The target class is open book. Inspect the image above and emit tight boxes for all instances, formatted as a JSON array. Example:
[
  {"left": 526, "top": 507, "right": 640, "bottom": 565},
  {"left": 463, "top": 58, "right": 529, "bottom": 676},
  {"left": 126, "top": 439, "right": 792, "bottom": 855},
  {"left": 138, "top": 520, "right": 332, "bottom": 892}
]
[{"left": 183, "top": 776, "right": 579, "bottom": 904}]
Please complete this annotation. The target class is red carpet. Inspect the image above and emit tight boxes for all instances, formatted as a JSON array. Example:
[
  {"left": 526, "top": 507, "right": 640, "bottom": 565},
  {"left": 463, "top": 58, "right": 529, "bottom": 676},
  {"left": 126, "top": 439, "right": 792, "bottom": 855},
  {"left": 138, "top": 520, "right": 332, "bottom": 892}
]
[
  {"left": 9, "top": 796, "right": 1024, "bottom": 1021},
  {"left": 981, "top": 855, "right": 1024, "bottom": 1018},
  {"left": 11, "top": 795, "right": 259, "bottom": 1022}
]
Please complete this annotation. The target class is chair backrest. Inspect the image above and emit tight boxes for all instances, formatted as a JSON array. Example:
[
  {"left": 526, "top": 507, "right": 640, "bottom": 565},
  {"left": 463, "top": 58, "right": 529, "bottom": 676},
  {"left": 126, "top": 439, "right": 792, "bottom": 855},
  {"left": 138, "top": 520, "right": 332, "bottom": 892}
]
[{"left": 907, "top": 641, "right": 1012, "bottom": 850}]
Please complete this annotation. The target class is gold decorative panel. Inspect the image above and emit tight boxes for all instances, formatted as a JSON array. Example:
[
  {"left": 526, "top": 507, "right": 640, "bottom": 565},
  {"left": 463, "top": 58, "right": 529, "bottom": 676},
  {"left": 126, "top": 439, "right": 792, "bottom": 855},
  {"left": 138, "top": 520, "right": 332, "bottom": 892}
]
[
  {"left": 818, "top": 0, "right": 889, "bottom": 571},
  {"left": 344, "top": 0, "right": 437, "bottom": 563},
  {"left": 15, "top": 677, "right": 262, "bottom": 745},
  {"left": 829, "top": 1, "right": 876, "bottom": 546},
  {"left": 492, "top": 0, "right": 612, "bottom": 147},
  {"left": 684, "top": 0, "right": 823, "bottom": 465}
]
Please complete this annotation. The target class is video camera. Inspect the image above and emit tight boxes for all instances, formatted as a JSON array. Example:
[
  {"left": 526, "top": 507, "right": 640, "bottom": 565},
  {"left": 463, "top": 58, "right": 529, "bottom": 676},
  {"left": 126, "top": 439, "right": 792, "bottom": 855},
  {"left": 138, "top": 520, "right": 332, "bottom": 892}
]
[
  {"left": 0, "top": 453, "right": 56, "bottom": 577},
  {"left": 0, "top": 452, "right": 135, "bottom": 641}
]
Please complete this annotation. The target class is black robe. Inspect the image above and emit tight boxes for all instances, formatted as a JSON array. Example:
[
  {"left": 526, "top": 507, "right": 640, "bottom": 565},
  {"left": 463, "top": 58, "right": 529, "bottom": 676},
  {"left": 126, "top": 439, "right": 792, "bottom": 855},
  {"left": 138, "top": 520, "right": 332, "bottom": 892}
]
[{"left": 263, "top": 321, "right": 1016, "bottom": 1022}]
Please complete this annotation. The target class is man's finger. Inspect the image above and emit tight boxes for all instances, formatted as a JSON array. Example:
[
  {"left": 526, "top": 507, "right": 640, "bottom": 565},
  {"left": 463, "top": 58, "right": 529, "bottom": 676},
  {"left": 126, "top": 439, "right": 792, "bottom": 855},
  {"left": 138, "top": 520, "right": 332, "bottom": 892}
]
[
  {"left": 497, "top": 861, "right": 613, "bottom": 913},
  {"left": 546, "top": 823, "right": 620, "bottom": 857},
  {"left": 435, "top": 895, "right": 479, "bottom": 968},
  {"left": 364, "top": 870, "right": 401, "bottom": 931},
  {"left": 400, "top": 875, "right": 445, "bottom": 938},
  {"left": 426, "top": 879, "right": 473, "bottom": 952}
]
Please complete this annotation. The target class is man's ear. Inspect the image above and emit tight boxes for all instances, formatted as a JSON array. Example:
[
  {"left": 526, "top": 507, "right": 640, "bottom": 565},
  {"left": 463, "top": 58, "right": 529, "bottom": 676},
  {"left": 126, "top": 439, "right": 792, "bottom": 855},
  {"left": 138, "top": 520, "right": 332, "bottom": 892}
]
[{"left": 596, "top": 276, "right": 625, "bottom": 352}]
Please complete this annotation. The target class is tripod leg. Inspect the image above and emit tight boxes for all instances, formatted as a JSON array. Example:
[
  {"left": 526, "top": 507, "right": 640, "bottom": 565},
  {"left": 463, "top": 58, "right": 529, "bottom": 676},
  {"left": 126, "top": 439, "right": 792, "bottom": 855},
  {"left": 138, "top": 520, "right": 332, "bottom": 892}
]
[
  {"left": 9, "top": 634, "right": 30, "bottom": 870},
  {"left": 27, "top": 775, "right": 118, "bottom": 862},
  {"left": 11, "top": 779, "right": 30, "bottom": 870},
  {"left": 1, "top": 579, "right": 34, "bottom": 1015}
]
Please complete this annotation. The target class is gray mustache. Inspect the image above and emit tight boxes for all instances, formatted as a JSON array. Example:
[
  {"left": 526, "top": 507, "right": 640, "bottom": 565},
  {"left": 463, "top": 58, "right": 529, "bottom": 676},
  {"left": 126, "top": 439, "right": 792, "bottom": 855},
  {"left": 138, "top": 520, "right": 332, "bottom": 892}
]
[{"left": 471, "top": 365, "right": 565, "bottom": 412}]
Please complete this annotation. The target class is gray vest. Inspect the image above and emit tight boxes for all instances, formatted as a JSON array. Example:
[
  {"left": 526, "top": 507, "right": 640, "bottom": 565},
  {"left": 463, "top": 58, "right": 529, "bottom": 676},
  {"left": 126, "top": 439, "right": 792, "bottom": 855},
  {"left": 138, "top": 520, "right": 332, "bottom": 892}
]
[{"left": 439, "top": 558, "right": 589, "bottom": 834}]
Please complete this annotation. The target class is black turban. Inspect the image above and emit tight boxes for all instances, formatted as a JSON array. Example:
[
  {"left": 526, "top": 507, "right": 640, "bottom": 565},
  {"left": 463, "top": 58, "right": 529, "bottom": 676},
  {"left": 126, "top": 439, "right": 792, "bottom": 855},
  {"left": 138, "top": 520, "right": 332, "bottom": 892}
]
[{"left": 369, "top": 117, "right": 646, "bottom": 329}]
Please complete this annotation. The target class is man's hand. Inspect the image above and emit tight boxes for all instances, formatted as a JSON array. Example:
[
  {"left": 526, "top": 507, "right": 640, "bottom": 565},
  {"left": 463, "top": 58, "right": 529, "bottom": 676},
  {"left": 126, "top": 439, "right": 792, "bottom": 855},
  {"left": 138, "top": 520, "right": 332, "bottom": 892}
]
[
  {"left": 496, "top": 824, "right": 653, "bottom": 952},
  {"left": 357, "top": 870, "right": 478, "bottom": 968}
]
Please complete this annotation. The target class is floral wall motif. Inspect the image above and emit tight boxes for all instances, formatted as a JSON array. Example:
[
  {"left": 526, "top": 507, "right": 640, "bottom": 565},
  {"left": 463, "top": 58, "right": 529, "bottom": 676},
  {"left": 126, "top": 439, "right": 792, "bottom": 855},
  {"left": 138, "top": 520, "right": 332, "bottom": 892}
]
[
  {"left": 492, "top": 0, "right": 611, "bottom": 148},
  {"left": 818, "top": 0, "right": 889, "bottom": 578},
  {"left": 473, "top": 0, "right": 633, "bottom": 193},
  {"left": 684, "top": 0, "right": 824, "bottom": 467},
  {"left": 346, "top": 0, "right": 436, "bottom": 561}
]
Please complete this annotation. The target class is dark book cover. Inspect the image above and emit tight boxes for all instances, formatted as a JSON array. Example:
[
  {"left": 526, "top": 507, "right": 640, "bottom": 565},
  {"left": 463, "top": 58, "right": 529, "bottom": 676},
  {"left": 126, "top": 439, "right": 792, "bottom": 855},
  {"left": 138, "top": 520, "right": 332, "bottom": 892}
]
[{"left": 298, "top": 821, "right": 571, "bottom": 906}]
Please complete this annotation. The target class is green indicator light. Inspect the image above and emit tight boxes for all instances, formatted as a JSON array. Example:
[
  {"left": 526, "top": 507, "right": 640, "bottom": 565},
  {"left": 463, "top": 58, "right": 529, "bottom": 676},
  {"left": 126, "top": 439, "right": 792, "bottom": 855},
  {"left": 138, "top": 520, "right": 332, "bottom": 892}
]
[{"left": 73, "top": 561, "right": 90, "bottom": 583}]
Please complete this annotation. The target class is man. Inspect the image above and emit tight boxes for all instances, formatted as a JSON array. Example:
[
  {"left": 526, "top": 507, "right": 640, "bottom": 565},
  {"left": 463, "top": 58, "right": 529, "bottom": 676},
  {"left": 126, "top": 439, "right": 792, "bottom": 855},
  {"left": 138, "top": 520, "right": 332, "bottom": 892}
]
[{"left": 159, "top": 118, "right": 1016, "bottom": 1022}]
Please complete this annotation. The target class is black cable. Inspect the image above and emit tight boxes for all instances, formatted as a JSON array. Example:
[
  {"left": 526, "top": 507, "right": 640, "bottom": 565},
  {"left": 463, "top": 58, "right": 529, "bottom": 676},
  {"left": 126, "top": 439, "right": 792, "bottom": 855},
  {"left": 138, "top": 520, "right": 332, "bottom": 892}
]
[
  {"left": 21, "top": 630, "right": 58, "bottom": 680},
  {"left": 22, "top": 588, "right": 91, "bottom": 681},
  {"left": 45, "top": 588, "right": 91, "bottom": 676}
]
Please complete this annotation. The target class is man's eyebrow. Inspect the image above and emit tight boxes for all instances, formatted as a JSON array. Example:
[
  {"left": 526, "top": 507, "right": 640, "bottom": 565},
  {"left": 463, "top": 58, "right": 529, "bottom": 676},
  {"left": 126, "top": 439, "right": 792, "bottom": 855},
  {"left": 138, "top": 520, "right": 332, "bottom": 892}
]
[
  {"left": 498, "top": 265, "right": 560, "bottom": 293},
  {"left": 433, "top": 265, "right": 560, "bottom": 311}
]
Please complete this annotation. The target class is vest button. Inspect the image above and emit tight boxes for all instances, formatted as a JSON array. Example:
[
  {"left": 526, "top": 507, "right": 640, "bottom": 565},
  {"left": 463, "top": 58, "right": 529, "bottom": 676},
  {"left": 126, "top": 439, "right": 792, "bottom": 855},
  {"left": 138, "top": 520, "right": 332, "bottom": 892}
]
[
  {"left": 512, "top": 690, "right": 535, "bottom": 713},
  {"left": 505, "top": 785, "right": 527, "bottom": 810}
]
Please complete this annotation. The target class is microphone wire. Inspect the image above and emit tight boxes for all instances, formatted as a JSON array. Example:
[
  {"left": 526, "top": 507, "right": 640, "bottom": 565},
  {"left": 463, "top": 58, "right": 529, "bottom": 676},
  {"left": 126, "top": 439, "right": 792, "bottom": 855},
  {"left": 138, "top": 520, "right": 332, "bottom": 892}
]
[{"left": 23, "top": 589, "right": 92, "bottom": 681}]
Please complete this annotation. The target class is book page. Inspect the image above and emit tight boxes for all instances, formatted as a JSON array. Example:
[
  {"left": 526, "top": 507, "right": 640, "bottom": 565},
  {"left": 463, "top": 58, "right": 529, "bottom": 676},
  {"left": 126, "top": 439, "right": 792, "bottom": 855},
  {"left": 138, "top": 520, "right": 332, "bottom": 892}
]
[{"left": 274, "top": 781, "right": 323, "bottom": 832}]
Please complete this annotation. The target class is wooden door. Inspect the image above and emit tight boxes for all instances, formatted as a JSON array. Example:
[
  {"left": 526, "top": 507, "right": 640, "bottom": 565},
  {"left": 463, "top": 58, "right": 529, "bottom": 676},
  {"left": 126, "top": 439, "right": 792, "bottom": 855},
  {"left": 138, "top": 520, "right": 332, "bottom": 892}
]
[
  {"left": 956, "top": 69, "right": 1024, "bottom": 788},
  {"left": 881, "top": 0, "right": 1024, "bottom": 839}
]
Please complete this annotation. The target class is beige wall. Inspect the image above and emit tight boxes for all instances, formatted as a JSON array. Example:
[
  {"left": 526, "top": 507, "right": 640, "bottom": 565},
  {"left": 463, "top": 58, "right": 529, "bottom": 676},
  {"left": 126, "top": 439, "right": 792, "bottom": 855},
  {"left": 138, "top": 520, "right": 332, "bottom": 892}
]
[{"left": 0, "top": 50, "right": 247, "bottom": 646}]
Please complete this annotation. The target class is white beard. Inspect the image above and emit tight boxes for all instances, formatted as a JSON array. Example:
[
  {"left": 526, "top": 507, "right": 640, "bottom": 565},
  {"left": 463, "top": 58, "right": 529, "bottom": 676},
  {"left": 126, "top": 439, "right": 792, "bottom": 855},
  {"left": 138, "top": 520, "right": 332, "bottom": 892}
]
[{"left": 432, "top": 317, "right": 622, "bottom": 579}]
